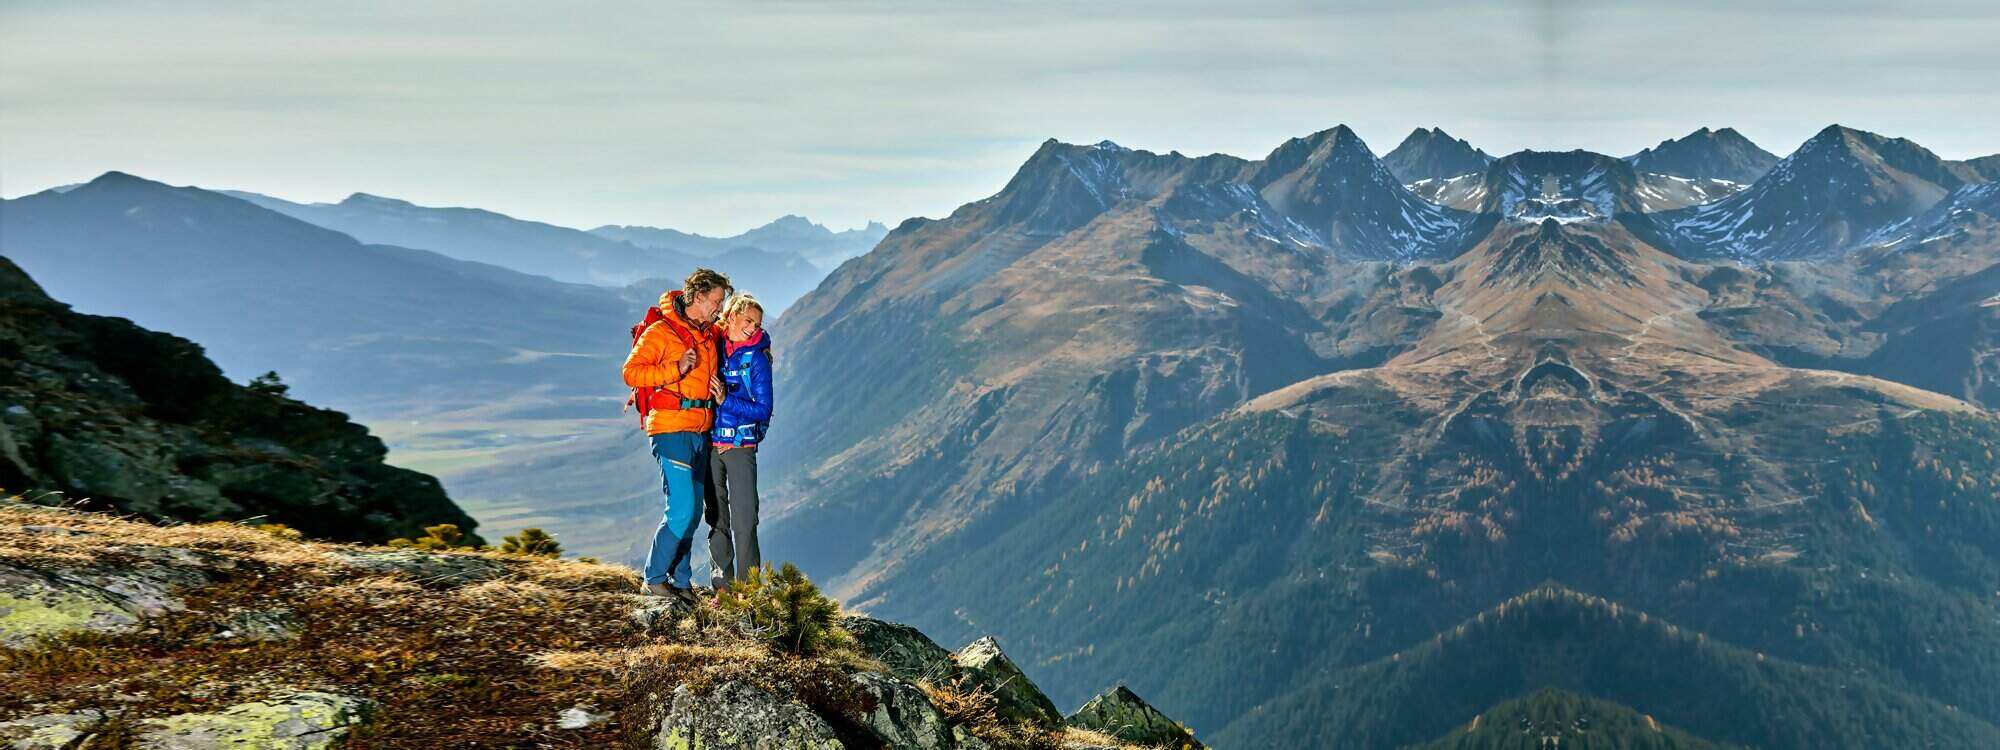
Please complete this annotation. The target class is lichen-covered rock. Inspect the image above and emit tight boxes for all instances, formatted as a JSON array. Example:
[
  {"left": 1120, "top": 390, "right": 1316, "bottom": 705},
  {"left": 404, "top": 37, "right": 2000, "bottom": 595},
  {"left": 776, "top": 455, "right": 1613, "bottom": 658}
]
[
  {"left": 850, "top": 671, "right": 959, "bottom": 749},
  {"left": 0, "top": 710, "right": 107, "bottom": 749},
  {"left": 844, "top": 615, "right": 958, "bottom": 684},
  {"left": 954, "top": 636, "right": 1063, "bottom": 729},
  {"left": 0, "top": 547, "right": 217, "bottom": 647},
  {"left": 331, "top": 550, "right": 515, "bottom": 586},
  {"left": 132, "top": 692, "right": 373, "bottom": 750},
  {"left": 653, "top": 681, "right": 845, "bottom": 749},
  {"left": 1065, "top": 686, "right": 1202, "bottom": 749}
]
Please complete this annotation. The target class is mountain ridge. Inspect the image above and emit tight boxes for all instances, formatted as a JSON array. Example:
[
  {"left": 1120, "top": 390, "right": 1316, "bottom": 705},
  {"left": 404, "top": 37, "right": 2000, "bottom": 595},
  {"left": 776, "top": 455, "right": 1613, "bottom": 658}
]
[
  {"left": 1381, "top": 126, "right": 1496, "bottom": 184},
  {"left": 763, "top": 121, "right": 2000, "bottom": 746},
  {"left": 1623, "top": 126, "right": 1780, "bottom": 184}
]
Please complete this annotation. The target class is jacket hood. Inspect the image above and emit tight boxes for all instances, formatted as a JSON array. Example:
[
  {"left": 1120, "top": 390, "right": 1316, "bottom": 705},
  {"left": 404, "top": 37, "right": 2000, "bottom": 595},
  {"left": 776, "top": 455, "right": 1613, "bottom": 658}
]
[{"left": 659, "top": 289, "right": 712, "bottom": 330}]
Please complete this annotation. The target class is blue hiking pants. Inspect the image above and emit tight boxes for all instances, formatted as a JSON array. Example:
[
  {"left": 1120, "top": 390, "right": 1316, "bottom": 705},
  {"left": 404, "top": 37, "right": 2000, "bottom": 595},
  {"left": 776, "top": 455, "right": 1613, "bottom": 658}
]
[{"left": 643, "top": 432, "right": 709, "bottom": 586}]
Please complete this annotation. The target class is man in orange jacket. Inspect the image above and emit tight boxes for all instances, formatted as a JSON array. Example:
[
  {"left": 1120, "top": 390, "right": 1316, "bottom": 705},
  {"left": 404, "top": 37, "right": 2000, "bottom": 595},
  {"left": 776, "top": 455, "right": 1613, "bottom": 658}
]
[{"left": 623, "top": 268, "right": 731, "bottom": 599}]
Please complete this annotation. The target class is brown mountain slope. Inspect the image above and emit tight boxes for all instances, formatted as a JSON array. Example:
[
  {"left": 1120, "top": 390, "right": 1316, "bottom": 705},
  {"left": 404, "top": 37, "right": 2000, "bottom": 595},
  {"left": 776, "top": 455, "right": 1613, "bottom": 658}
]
[{"left": 762, "top": 124, "right": 2000, "bottom": 746}]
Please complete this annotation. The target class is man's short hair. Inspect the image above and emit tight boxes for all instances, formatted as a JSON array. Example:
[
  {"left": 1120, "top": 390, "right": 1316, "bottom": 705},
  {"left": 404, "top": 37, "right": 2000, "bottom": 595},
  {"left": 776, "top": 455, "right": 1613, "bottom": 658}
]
[{"left": 683, "top": 268, "right": 733, "bottom": 298}]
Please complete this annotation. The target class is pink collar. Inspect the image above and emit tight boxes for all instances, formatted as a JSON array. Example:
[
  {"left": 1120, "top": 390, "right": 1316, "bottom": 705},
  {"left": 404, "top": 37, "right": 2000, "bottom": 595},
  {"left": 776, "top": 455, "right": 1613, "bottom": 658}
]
[{"left": 725, "top": 330, "right": 765, "bottom": 357}]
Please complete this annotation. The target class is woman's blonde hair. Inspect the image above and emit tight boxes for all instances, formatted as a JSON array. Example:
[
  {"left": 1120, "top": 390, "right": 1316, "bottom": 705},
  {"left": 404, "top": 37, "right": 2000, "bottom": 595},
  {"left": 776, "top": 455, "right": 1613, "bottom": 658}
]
[{"left": 722, "top": 293, "right": 764, "bottom": 321}]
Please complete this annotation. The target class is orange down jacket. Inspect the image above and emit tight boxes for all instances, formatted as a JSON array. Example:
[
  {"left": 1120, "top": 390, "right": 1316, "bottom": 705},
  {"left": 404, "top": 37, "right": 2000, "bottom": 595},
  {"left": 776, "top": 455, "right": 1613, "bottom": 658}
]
[{"left": 622, "top": 291, "right": 721, "bottom": 435}]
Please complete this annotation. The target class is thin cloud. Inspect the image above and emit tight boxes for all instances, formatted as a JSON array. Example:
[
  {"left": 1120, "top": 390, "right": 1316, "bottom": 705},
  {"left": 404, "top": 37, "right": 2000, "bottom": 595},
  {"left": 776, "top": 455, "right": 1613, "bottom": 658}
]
[{"left": 2, "top": 1, "right": 1995, "bottom": 234}]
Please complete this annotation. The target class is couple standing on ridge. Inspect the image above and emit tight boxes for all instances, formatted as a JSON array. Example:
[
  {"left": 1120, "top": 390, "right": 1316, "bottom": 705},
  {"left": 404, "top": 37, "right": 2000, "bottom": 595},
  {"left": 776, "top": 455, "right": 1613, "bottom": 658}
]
[{"left": 620, "top": 268, "right": 775, "bottom": 601}]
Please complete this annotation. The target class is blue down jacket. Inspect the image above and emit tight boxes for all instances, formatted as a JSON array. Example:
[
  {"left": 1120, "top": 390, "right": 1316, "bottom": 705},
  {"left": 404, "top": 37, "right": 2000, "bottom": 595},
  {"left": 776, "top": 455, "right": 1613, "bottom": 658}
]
[{"left": 711, "top": 330, "right": 773, "bottom": 446}]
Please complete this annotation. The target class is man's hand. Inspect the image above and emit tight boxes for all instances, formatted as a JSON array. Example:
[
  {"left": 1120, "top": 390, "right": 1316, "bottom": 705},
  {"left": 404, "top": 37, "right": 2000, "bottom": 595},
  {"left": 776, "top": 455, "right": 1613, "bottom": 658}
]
[
  {"left": 710, "top": 375, "right": 724, "bottom": 397},
  {"left": 678, "top": 348, "right": 698, "bottom": 375}
]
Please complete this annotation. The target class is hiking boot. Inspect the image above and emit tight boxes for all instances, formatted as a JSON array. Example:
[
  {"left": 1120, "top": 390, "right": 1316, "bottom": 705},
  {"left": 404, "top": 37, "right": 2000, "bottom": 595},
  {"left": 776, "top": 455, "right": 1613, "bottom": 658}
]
[{"left": 641, "top": 582, "right": 681, "bottom": 598}]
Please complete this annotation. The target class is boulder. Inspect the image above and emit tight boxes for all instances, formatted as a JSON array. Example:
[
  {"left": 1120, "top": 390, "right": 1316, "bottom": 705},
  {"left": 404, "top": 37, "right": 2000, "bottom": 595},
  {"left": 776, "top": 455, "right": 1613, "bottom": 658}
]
[
  {"left": 1065, "top": 685, "right": 1202, "bottom": 749},
  {"left": 0, "top": 710, "right": 107, "bottom": 749},
  {"left": 953, "top": 636, "right": 1063, "bottom": 729},
  {"left": 850, "top": 671, "right": 957, "bottom": 749},
  {"left": 653, "top": 681, "right": 845, "bottom": 749},
  {"left": 843, "top": 615, "right": 958, "bottom": 684},
  {"left": 132, "top": 692, "right": 374, "bottom": 750}
]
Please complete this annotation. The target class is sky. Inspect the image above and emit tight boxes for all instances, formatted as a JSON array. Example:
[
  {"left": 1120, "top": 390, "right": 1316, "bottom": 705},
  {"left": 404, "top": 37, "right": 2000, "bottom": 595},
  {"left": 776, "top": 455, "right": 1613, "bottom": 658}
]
[{"left": 3, "top": 1, "right": 1998, "bottom": 235}]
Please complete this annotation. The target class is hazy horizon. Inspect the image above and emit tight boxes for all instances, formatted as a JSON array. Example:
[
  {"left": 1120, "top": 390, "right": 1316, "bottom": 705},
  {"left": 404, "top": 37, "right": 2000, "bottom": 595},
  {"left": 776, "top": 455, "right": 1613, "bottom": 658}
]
[{"left": 4, "top": 1, "right": 1998, "bottom": 235}]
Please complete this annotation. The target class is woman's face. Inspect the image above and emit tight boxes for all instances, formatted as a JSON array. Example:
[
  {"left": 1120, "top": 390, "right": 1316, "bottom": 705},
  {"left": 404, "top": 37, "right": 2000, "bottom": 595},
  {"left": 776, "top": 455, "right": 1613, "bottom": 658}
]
[{"left": 726, "top": 307, "right": 764, "bottom": 341}]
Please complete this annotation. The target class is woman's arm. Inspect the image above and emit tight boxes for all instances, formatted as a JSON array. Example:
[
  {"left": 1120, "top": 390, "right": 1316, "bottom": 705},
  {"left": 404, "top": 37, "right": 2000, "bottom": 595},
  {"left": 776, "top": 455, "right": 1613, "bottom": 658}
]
[{"left": 720, "top": 349, "right": 775, "bottom": 423}]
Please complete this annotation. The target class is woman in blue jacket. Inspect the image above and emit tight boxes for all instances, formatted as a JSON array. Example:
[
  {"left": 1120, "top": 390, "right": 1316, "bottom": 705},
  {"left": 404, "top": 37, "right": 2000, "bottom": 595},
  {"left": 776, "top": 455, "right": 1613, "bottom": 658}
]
[{"left": 706, "top": 293, "right": 773, "bottom": 585}]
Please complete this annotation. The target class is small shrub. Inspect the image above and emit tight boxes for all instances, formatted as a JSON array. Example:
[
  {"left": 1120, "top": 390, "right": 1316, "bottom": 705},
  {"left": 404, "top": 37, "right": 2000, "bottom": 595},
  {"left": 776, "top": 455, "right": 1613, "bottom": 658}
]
[
  {"left": 388, "top": 523, "right": 470, "bottom": 550},
  {"left": 247, "top": 370, "right": 290, "bottom": 397},
  {"left": 499, "top": 528, "right": 561, "bottom": 557},
  {"left": 714, "top": 563, "right": 853, "bottom": 657}
]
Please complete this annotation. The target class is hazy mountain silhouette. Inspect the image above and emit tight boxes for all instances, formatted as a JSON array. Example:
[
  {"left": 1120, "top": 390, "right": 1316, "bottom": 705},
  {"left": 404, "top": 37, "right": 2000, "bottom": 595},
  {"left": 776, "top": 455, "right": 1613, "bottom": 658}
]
[
  {"left": 593, "top": 215, "right": 888, "bottom": 271},
  {"left": 3, "top": 173, "right": 633, "bottom": 412}
]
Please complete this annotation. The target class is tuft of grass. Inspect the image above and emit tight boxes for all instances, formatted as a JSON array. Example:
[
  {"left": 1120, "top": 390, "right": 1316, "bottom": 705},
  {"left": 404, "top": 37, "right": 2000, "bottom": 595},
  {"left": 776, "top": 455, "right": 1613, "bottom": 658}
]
[{"left": 923, "top": 677, "right": 1064, "bottom": 750}]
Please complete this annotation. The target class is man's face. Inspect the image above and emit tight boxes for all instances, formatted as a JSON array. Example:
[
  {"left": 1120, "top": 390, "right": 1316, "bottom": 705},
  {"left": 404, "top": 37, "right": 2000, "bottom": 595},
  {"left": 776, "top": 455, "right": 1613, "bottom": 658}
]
[{"left": 686, "top": 288, "right": 727, "bottom": 322}]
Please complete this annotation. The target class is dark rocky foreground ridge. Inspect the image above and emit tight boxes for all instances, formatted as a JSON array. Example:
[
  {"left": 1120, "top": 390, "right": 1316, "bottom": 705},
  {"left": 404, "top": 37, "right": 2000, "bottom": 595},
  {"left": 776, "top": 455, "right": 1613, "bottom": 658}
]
[
  {"left": 0, "top": 256, "right": 477, "bottom": 544},
  {"left": 763, "top": 124, "right": 2000, "bottom": 747},
  {"left": 0, "top": 502, "right": 1200, "bottom": 749}
]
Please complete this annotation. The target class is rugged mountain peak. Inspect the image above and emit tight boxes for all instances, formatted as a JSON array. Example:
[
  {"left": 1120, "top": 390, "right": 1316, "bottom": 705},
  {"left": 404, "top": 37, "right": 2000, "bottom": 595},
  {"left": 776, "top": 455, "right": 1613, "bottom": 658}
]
[
  {"left": 1624, "top": 126, "right": 1778, "bottom": 184},
  {"left": 1475, "top": 150, "right": 1649, "bottom": 222},
  {"left": 1251, "top": 126, "right": 1474, "bottom": 261},
  {"left": 991, "top": 138, "right": 1167, "bottom": 235},
  {"left": 1662, "top": 125, "right": 1971, "bottom": 260},
  {"left": 1383, "top": 126, "right": 1496, "bottom": 184}
]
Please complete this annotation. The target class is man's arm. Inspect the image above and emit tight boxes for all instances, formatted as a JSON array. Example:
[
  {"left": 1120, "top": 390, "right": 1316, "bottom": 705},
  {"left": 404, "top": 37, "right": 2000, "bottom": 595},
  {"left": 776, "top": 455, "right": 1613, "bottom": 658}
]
[{"left": 622, "top": 324, "right": 687, "bottom": 389}]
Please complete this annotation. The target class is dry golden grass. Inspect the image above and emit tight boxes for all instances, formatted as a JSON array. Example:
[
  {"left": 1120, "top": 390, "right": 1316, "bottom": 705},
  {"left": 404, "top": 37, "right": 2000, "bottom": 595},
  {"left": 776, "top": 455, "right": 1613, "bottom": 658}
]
[
  {"left": 1, "top": 499, "right": 1097, "bottom": 749},
  {"left": 0, "top": 501, "right": 703, "bottom": 748}
]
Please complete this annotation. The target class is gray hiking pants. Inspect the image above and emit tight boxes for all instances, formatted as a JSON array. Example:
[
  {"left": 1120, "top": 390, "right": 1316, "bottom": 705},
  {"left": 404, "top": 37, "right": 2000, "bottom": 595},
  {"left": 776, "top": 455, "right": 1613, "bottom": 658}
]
[{"left": 705, "top": 445, "right": 762, "bottom": 584}]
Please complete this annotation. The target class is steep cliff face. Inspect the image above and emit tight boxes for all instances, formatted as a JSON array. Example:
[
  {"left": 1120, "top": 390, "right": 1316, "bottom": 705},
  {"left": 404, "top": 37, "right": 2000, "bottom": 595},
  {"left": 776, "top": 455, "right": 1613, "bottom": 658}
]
[{"left": 0, "top": 257, "right": 477, "bottom": 544}]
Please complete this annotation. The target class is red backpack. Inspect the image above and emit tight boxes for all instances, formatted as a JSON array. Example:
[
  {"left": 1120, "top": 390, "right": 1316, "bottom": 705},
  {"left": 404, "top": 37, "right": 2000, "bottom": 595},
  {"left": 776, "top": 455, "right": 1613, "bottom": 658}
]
[{"left": 626, "top": 305, "right": 711, "bottom": 427}]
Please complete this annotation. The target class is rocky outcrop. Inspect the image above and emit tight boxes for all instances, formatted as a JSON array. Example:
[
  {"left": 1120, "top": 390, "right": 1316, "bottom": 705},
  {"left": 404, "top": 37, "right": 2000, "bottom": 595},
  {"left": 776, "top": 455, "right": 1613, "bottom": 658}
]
[
  {"left": 844, "top": 615, "right": 959, "bottom": 684},
  {"left": 1066, "top": 686, "right": 1203, "bottom": 749},
  {"left": 954, "top": 636, "right": 1064, "bottom": 729},
  {"left": 653, "top": 681, "right": 846, "bottom": 750},
  {"left": 2, "top": 504, "right": 1196, "bottom": 750},
  {"left": 0, "top": 693, "right": 373, "bottom": 750},
  {"left": 849, "top": 671, "right": 964, "bottom": 750},
  {"left": 0, "top": 256, "right": 478, "bottom": 544},
  {"left": 132, "top": 693, "right": 373, "bottom": 750},
  {"left": 0, "top": 530, "right": 227, "bottom": 647}
]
